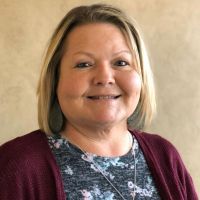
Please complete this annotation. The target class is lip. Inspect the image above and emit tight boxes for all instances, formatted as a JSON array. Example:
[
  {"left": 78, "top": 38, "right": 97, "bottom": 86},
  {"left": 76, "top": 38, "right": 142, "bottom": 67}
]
[{"left": 86, "top": 94, "right": 121, "bottom": 100}]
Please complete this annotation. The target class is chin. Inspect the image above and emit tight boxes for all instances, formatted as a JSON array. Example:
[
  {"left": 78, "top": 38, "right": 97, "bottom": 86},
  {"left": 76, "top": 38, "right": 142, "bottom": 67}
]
[{"left": 92, "top": 115, "right": 126, "bottom": 126}]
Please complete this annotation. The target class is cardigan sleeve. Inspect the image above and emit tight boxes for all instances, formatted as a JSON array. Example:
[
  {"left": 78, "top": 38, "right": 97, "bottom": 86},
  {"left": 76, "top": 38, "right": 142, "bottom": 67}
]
[
  {"left": 0, "top": 137, "right": 35, "bottom": 199},
  {"left": 132, "top": 131, "right": 199, "bottom": 200},
  {"left": 169, "top": 141, "right": 199, "bottom": 200},
  {"left": 0, "top": 131, "right": 65, "bottom": 200}
]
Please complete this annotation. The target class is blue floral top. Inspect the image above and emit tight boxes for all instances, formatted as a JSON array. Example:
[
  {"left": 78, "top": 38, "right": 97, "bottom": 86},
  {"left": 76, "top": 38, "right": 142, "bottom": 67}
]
[{"left": 47, "top": 134, "right": 161, "bottom": 199}]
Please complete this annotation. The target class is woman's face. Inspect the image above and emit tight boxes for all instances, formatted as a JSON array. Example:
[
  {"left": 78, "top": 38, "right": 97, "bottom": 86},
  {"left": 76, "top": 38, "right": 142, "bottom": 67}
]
[{"left": 57, "top": 23, "right": 141, "bottom": 130}]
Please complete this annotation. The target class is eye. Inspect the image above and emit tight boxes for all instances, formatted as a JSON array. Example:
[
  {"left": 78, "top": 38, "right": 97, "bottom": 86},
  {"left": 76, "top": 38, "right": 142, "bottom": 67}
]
[
  {"left": 114, "top": 60, "right": 129, "bottom": 67},
  {"left": 75, "top": 62, "right": 92, "bottom": 68}
]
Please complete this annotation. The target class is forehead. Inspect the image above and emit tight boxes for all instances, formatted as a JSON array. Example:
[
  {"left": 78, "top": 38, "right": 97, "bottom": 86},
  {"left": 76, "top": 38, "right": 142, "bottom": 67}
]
[{"left": 64, "top": 22, "right": 132, "bottom": 52}]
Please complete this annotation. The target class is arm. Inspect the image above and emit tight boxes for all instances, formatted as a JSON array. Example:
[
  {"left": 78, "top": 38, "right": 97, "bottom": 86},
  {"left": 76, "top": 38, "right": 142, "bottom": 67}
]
[
  {"left": 132, "top": 131, "right": 199, "bottom": 200},
  {"left": 0, "top": 131, "right": 65, "bottom": 200}
]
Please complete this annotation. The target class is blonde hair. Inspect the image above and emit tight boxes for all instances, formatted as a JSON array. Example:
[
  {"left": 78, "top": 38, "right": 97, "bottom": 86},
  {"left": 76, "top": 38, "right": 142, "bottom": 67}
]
[{"left": 37, "top": 4, "right": 156, "bottom": 134}]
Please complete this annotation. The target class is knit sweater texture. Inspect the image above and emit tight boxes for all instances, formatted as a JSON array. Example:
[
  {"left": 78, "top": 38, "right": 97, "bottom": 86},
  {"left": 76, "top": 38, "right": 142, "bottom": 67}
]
[{"left": 0, "top": 130, "right": 198, "bottom": 200}]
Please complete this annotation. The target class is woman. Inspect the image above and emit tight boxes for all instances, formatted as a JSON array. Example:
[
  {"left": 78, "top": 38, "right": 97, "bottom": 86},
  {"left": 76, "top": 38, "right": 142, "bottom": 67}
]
[{"left": 0, "top": 4, "right": 198, "bottom": 200}]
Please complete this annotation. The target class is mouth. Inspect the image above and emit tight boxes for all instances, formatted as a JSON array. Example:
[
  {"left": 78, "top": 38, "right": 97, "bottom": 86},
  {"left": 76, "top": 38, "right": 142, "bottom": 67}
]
[{"left": 87, "top": 95, "right": 121, "bottom": 100}]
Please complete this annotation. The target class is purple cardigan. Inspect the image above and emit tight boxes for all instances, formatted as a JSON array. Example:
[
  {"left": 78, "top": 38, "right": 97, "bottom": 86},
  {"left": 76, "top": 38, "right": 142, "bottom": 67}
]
[{"left": 0, "top": 130, "right": 198, "bottom": 200}]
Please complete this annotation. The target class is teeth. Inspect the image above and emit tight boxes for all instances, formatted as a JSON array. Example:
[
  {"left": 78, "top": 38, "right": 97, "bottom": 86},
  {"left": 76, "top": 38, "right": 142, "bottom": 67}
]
[
  {"left": 98, "top": 96, "right": 114, "bottom": 99},
  {"left": 88, "top": 95, "right": 120, "bottom": 99}
]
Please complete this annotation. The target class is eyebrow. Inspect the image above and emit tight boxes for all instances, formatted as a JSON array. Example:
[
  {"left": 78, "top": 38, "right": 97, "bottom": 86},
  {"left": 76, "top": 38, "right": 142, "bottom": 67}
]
[
  {"left": 73, "top": 51, "right": 94, "bottom": 57},
  {"left": 72, "top": 50, "right": 132, "bottom": 57},
  {"left": 112, "top": 50, "right": 132, "bottom": 56}
]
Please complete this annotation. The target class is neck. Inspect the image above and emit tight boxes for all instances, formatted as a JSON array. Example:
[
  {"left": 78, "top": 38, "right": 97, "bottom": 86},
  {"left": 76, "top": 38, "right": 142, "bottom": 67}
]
[{"left": 60, "top": 122, "right": 132, "bottom": 157}]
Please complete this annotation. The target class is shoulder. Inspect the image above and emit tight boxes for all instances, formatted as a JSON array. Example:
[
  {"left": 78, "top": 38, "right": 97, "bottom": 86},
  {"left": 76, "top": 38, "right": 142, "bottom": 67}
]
[
  {"left": 130, "top": 130, "right": 183, "bottom": 164},
  {"left": 0, "top": 131, "right": 65, "bottom": 199},
  {"left": 131, "top": 129, "right": 186, "bottom": 175},
  {"left": 131, "top": 130, "right": 177, "bottom": 153},
  {"left": 0, "top": 130, "right": 48, "bottom": 156},
  {"left": 0, "top": 130, "right": 51, "bottom": 173},
  {"left": 130, "top": 130, "right": 198, "bottom": 199}
]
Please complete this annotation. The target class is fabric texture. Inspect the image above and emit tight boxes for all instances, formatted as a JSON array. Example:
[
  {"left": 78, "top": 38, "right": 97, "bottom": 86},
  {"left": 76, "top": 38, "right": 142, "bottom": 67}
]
[
  {"left": 47, "top": 134, "right": 161, "bottom": 199},
  {"left": 0, "top": 130, "right": 198, "bottom": 200}
]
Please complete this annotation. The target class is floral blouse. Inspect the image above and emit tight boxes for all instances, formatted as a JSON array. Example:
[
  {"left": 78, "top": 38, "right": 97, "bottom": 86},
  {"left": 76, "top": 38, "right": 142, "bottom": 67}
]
[{"left": 48, "top": 134, "right": 161, "bottom": 200}]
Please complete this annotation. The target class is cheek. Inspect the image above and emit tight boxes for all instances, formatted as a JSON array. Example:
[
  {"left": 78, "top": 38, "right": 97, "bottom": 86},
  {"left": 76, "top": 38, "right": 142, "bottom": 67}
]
[
  {"left": 57, "top": 74, "right": 88, "bottom": 99},
  {"left": 57, "top": 74, "right": 74, "bottom": 99},
  {"left": 122, "top": 72, "right": 142, "bottom": 96}
]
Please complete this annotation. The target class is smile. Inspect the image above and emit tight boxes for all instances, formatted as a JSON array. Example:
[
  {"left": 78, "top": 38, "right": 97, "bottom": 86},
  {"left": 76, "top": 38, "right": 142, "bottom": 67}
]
[{"left": 87, "top": 95, "right": 121, "bottom": 100}]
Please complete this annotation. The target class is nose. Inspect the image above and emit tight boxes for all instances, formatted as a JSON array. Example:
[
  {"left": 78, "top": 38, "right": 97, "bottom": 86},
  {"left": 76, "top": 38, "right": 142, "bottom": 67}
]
[{"left": 92, "top": 62, "right": 115, "bottom": 86}]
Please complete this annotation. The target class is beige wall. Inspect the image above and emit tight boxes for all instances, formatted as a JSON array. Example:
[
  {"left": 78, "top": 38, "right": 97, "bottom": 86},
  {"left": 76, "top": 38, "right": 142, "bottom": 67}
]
[{"left": 0, "top": 0, "right": 199, "bottom": 195}]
